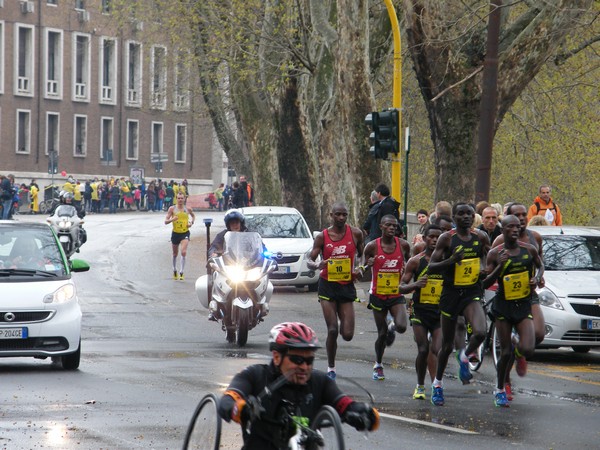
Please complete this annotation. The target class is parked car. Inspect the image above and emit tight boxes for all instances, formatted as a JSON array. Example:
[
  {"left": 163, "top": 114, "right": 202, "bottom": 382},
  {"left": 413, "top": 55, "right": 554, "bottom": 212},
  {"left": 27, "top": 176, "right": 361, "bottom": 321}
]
[
  {"left": 240, "top": 206, "right": 320, "bottom": 290},
  {"left": 0, "top": 220, "right": 90, "bottom": 369},
  {"left": 532, "top": 226, "right": 600, "bottom": 352}
]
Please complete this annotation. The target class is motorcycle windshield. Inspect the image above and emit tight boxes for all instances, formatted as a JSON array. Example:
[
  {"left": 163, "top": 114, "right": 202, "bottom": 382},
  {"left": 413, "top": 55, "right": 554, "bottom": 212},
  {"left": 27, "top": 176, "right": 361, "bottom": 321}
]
[
  {"left": 55, "top": 205, "right": 78, "bottom": 217},
  {"left": 223, "top": 232, "right": 264, "bottom": 268}
]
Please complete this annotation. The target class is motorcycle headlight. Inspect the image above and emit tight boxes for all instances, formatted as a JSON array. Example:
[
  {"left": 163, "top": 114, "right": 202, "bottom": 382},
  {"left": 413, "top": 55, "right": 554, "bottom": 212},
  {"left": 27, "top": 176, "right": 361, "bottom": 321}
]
[
  {"left": 537, "top": 287, "right": 564, "bottom": 310},
  {"left": 245, "top": 267, "right": 263, "bottom": 281},
  {"left": 59, "top": 219, "right": 73, "bottom": 229},
  {"left": 225, "top": 265, "right": 246, "bottom": 283},
  {"left": 44, "top": 284, "right": 76, "bottom": 304}
]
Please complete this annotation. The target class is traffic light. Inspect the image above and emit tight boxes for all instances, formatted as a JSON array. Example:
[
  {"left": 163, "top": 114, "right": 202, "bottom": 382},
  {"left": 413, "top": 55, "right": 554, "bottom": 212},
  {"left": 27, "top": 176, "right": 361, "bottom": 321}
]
[
  {"left": 365, "top": 109, "right": 400, "bottom": 160},
  {"left": 48, "top": 150, "right": 58, "bottom": 174}
]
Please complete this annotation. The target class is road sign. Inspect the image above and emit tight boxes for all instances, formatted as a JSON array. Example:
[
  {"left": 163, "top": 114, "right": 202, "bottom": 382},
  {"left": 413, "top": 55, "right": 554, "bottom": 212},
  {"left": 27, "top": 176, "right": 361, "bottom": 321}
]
[{"left": 150, "top": 153, "right": 168, "bottom": 163}]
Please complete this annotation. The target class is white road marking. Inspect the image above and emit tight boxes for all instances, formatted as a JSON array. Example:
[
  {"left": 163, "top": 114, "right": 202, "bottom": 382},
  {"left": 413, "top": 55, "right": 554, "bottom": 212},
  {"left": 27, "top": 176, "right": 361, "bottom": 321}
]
[{"left": 378, "top": 412, "right": 479, "bottom": 434}]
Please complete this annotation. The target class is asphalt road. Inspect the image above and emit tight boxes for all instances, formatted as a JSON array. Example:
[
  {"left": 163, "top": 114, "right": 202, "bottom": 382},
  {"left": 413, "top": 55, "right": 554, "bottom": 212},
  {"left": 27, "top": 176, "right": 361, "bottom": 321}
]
[{"left": 1, "top": 211, "right": 599, "bottom": 449}]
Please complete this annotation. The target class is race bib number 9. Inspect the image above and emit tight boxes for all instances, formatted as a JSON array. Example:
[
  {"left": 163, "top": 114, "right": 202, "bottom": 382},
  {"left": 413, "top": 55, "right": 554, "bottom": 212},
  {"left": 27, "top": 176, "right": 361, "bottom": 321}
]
[
  {"left": 327, "top": 258, "right": 351, "bottom": 282},
  {"left": 420, "top": 278, "right": 442, "bottom": 304},
  {"left": 376, "top": 272, "right": 400, "bottom": 295},
  {"left": 454, "top": 258, "right": 480, "bottom": 286},
  {"left": 503, "top": 271, "right": 530, "bottom": 301}
]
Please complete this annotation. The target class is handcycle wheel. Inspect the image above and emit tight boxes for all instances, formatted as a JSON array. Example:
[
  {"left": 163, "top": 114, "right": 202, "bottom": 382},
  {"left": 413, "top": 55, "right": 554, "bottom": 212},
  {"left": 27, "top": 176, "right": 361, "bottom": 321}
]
[
  {"left": 468, "top": 339, "right": 484, "bottom": 372},
  {"left": 310, "top": 405, "right": 345, "bottom": 450},
  {"left": 491, "top": 323, "right": 500, "bottom": 369},
  {"left": 183, "top": 393, "right": 221, "bottom": 450}
]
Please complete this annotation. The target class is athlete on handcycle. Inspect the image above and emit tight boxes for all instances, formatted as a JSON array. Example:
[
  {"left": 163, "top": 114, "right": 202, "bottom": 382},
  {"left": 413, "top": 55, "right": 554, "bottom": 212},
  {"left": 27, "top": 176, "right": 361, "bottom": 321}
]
[{"left": 218, "top": 322, "right": 379, "bottom": 449}]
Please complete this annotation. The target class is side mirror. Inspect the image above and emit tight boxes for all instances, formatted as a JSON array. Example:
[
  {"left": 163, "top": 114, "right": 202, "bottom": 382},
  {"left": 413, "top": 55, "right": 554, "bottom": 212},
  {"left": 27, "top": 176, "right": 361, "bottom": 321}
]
[{"left": 70, "top": 259, "right": 90, "bottom": 272}]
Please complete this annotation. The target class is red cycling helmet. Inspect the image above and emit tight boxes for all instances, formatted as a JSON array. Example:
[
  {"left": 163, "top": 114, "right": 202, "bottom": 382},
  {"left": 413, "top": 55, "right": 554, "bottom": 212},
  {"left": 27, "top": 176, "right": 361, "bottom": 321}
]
[{"left": 269, "top": 322, "right": 321, "bottom": 351}]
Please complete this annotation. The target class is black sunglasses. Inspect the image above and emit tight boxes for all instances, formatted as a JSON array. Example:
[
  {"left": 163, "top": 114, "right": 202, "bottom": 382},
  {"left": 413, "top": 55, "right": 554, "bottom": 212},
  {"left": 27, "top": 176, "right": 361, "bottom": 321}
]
[{"left": 286, "top": 354, "right": 315, "bottom": 366}]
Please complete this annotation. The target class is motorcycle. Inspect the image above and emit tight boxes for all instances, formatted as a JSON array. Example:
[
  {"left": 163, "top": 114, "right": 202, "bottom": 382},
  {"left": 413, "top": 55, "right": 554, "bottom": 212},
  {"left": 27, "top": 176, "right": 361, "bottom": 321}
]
[
  {"left": 195, "top": 232, "right": 277, "bottom": 347},
  {"left": 46, "top": 205, "right": 86, "bottom": 258}
]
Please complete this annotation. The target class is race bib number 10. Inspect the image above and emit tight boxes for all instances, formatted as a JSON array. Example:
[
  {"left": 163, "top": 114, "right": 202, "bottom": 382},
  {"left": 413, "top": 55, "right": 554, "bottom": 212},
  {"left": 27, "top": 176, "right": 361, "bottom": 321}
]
[{"left": 327, "top": 258, "right": 351, "bottom": 282}]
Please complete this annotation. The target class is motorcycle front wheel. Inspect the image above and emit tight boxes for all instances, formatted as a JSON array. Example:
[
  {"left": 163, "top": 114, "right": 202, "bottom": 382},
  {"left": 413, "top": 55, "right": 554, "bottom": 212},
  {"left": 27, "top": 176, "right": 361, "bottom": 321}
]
[{"left": 236, "top": 307, "right": 251, "bottom": 347}]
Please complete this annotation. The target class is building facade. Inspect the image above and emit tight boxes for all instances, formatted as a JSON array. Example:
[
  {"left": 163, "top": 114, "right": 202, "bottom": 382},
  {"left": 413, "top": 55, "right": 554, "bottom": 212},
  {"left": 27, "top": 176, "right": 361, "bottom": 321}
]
[{"left": 0, "top": 0, "right": 224, "bottom": 193}]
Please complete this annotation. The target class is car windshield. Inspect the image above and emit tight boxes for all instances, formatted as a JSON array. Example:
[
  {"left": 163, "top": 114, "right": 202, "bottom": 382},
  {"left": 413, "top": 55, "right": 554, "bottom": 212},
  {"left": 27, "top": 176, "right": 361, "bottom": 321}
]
[
  {"left": 542, "top": 235, "right": 600, "bottom": 271},
  {"left": 0, "top": 227, "right": 68, "bottom": 276},
  {"left": 244, "top": 214, "right": 310, "bottom": 238}
]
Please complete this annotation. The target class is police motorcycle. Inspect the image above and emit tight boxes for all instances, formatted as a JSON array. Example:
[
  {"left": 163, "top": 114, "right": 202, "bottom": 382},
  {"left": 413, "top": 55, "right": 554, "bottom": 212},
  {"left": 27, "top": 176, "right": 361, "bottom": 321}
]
[
  {"left": 46, "top": 192, "right": 86, "bottom": 258},
  {"left": 196, "top": 232, "right": 277, "bottom": 347}
]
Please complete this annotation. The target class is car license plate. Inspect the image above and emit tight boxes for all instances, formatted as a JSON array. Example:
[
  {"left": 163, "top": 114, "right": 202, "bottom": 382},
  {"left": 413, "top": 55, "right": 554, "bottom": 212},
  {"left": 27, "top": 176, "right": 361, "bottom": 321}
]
[
  {"left": 583, "top": 319, "right": 600, "bottom": 330},
  {"left": 275, "top": 265, "right": 290, "bottom": 274},
  {"left": 0, "top": 328, "right": 28, "bottom": 339}
]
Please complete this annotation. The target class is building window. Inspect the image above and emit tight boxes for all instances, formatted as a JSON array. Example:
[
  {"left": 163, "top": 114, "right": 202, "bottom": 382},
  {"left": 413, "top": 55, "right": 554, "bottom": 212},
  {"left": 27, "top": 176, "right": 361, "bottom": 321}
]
[
  {"left": 101, "top": 0, "right": 111, "bottom": 13},
  {"left": 46, "top": 113, "right": 60, "bottom": 155},
  {"left": 47, "top": 1, "right": 58, "bottom": 5},
  {"left": 74, "top": 115, "right": 87, "bottom": 156},
  {"left": 150, "top": 45, "right": 167, "bottom": 109},
  {"left": 15, "top": 25, "right": 35, "bottom": 97},
  {"left": 17, "top": 110, "right": 31, "bottom": 154},
  {"left": 75, "top": 0, "right": 85, "bottom": 9},
  {"left": 151, "top": 122, "right": 163, "bottom": 155},
  {"left": 73, "top": 33, "right": 90, "bottom": 101},
  {"left": 126, "top": 120, "right": 139, "bottom": 160},
  {"left": 0, "top": 21, "right": 4, "bottom": 94},
  {"left": 175, "top": 124, "right": 187, "bottom": 162},
  {"left": 100, "top": 117, "right": 114, "bottom": 161},
  {"left": 100, "top": 37, "right": 117, "bottom": 104},
  {"left": 45, "top": 29, "right": 63, "bottom": 99},
  {"left": 126, "top": 41, "right": 142, "bottom": 106},
  {"left": 174, "top": 51, "right": 190, "bottom": 111}
]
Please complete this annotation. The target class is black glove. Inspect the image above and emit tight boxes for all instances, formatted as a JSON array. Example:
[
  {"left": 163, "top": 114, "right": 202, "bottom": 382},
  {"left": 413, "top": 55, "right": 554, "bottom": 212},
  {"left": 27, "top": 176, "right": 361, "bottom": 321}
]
[{"left": 343, "top": 402, "right": 380, "bottom": 432}]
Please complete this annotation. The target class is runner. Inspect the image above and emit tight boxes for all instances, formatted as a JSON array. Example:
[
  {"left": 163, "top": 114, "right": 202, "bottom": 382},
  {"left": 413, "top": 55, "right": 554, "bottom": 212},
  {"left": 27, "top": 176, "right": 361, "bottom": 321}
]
[
  {"left": 491, "top": 202, "right": 545, "bottom": 400},
  {"left": 307, "top": 202, "right": 364, "bottom": 380},
  {"left": 484, "top": 215, "right": 543, "bottom": 407},
  {"left": 362, "top": 215, "right": 410, "bottom": 381},
  {"left": 164, "top": 192, "right": 195, "bottom": 281},
  {"left": 401, "top": 224, "right": 443, "bottom": 399},
  {"left": 428, "top": 203, "right": 490, "bottom": 406}
]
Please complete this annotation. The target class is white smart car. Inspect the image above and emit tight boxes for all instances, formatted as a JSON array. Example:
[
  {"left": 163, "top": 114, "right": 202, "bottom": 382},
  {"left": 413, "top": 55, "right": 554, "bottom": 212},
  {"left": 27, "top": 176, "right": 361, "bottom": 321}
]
[
  {"left": 0, "top": 221, "right": 89, "bottom": 369},
  {"left": 532, "top": 226, "right": 600, "bottom": 352},
  {"left": 240, "top": 206, "right": 320, "bottom": 291}
]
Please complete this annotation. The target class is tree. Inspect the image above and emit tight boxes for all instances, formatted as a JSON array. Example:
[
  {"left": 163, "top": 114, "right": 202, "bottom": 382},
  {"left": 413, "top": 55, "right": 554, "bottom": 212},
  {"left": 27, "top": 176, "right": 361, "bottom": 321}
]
[{"left": 401, "top": 0, "right": 596, "bottom": 203}]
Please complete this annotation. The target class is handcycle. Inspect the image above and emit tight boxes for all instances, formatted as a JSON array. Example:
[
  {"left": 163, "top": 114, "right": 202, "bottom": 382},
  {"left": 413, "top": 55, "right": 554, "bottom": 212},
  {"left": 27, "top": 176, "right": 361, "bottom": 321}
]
[{"left": 183, "top": 375, "right": 371, "bottom": 449}]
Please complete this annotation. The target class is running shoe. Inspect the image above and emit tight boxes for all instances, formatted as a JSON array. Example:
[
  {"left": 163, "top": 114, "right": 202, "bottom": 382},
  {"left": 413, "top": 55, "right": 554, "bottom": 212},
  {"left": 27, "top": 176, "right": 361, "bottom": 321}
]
[
  {"left": 173, "top": 270, "right": 178, "bottom": 280},
  {"left": 431, "top": 385, "right": 444, "bottom": 406},
  {"left": 385, "top": 320, "right": 396, "bottom": 347},
  {"left": 456, "top": 352, "right": 473, "bottom": 384},
  {"left": 413, "top": 385, "right": 426, "bottom": 400},
  {"left": 179, "top": 272, "right": 184, "bottom": 281},
  {"left": 494, "top": 391, "right": 510, "bottom": 408},
  {"left": 327, "top": 370, "right": 336, "bottom": 381},
  {"left": 515, "top": 354, "right": 527, "bottom": 377},
  {"left": 505, "top": 383, "right": 514, "bottom": 401},
  {"left": 372, "top": 366, "right": 385, "bottom": 381}
]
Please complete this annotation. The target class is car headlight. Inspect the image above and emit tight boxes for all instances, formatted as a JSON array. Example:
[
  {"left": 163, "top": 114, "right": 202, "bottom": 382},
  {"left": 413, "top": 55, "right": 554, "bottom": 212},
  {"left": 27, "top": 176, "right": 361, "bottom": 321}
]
[
  {"left": 44, "top": 284, "right": 76, "bottom": 304},
  {"left": 537, "top": 287, "right": 564, "bottom": 310}
]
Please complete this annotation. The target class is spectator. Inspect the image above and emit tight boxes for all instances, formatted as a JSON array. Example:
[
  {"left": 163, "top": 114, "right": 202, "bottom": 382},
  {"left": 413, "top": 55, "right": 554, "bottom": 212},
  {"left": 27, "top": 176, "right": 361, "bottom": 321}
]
[
  {"left": 528, "top": 215, "right": 549, "bottom": 226},
  {"left": 527, "top": 185, "right": 563, "bottom": 226},
  {"left": 478, "top": 206, "right": 502, "bottom": 243}
]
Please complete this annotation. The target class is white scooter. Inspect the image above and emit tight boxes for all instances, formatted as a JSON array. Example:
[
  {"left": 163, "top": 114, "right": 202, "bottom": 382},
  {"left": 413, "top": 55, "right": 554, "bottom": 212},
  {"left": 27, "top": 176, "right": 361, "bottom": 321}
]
[
  {"left": 195, "top": 232, "right": 277, "bottom": 347},
  {"left": 47, "top": 205, "right": 85, "bottom": 258}
]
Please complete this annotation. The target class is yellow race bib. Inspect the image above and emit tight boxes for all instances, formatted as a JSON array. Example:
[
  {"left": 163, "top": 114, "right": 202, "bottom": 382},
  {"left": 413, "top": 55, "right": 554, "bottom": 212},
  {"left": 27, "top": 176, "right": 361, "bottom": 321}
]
[
  {"left": 376, "top": 272, "right": 400, "bottom": 295},
  {"left": 327, "top": 258, "right": 351, "bottom": 282},
  {"left": 420, "top": 279, "right": 443, "bottom": 304},
  {"left": 454, "top": 258, "right": 480, "bottom": 286},
  {"left": 502, "top": 271, "right": 530, "bottom": 301}
]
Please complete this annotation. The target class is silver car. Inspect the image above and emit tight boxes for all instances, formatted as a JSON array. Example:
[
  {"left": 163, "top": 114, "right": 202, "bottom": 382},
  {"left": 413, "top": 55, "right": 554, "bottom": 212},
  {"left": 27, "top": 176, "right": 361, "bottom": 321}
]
[
  {"left": 241, "top": 206, "right": 320, "bottom": 291},
  {"left": 533, "top": 226, "right": 600, "bottom": 352}
]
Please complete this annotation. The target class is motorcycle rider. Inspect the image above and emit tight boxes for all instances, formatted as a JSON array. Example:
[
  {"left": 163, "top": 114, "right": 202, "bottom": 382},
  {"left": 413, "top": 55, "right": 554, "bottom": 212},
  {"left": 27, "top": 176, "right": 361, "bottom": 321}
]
[
  {"left": 208, "top": 209, "right": 247, "bottom": 257},
  {"left": 49, "top": 191, "right": 87, "bottom": 248},
  {"left": 218, "top": 322, "right": 379, "bottom": 449}
]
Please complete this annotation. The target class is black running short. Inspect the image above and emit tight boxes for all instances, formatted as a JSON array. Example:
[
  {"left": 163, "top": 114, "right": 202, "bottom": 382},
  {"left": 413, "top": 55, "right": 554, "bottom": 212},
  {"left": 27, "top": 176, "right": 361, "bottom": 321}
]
[
  {"left": 439, "top": 285, "right": 483, "bottom": 321},
  {"left": 171, "top": 231, "right": 190, "bottom": 245},
  {"left": 492, "top": 296, "right": 533, "bottom": 325},
  {"left": 367, "top": 294, "right": 406, "bottom": 312},
  {"left": 410, "top": 306, "right": 441, "bottom": 332},
  {"left": 317, "top": 278, "right": 358, "bottom": 303}
]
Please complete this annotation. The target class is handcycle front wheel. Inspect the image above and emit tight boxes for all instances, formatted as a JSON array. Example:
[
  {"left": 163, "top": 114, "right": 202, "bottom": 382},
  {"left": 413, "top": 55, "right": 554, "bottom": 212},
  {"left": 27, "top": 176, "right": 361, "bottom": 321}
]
[
  {"left": 310, "top": 405, "right": 345, "bottom": 450},
  {"left": 183, "top": 393, "right": 221, "bottom": 450}
]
